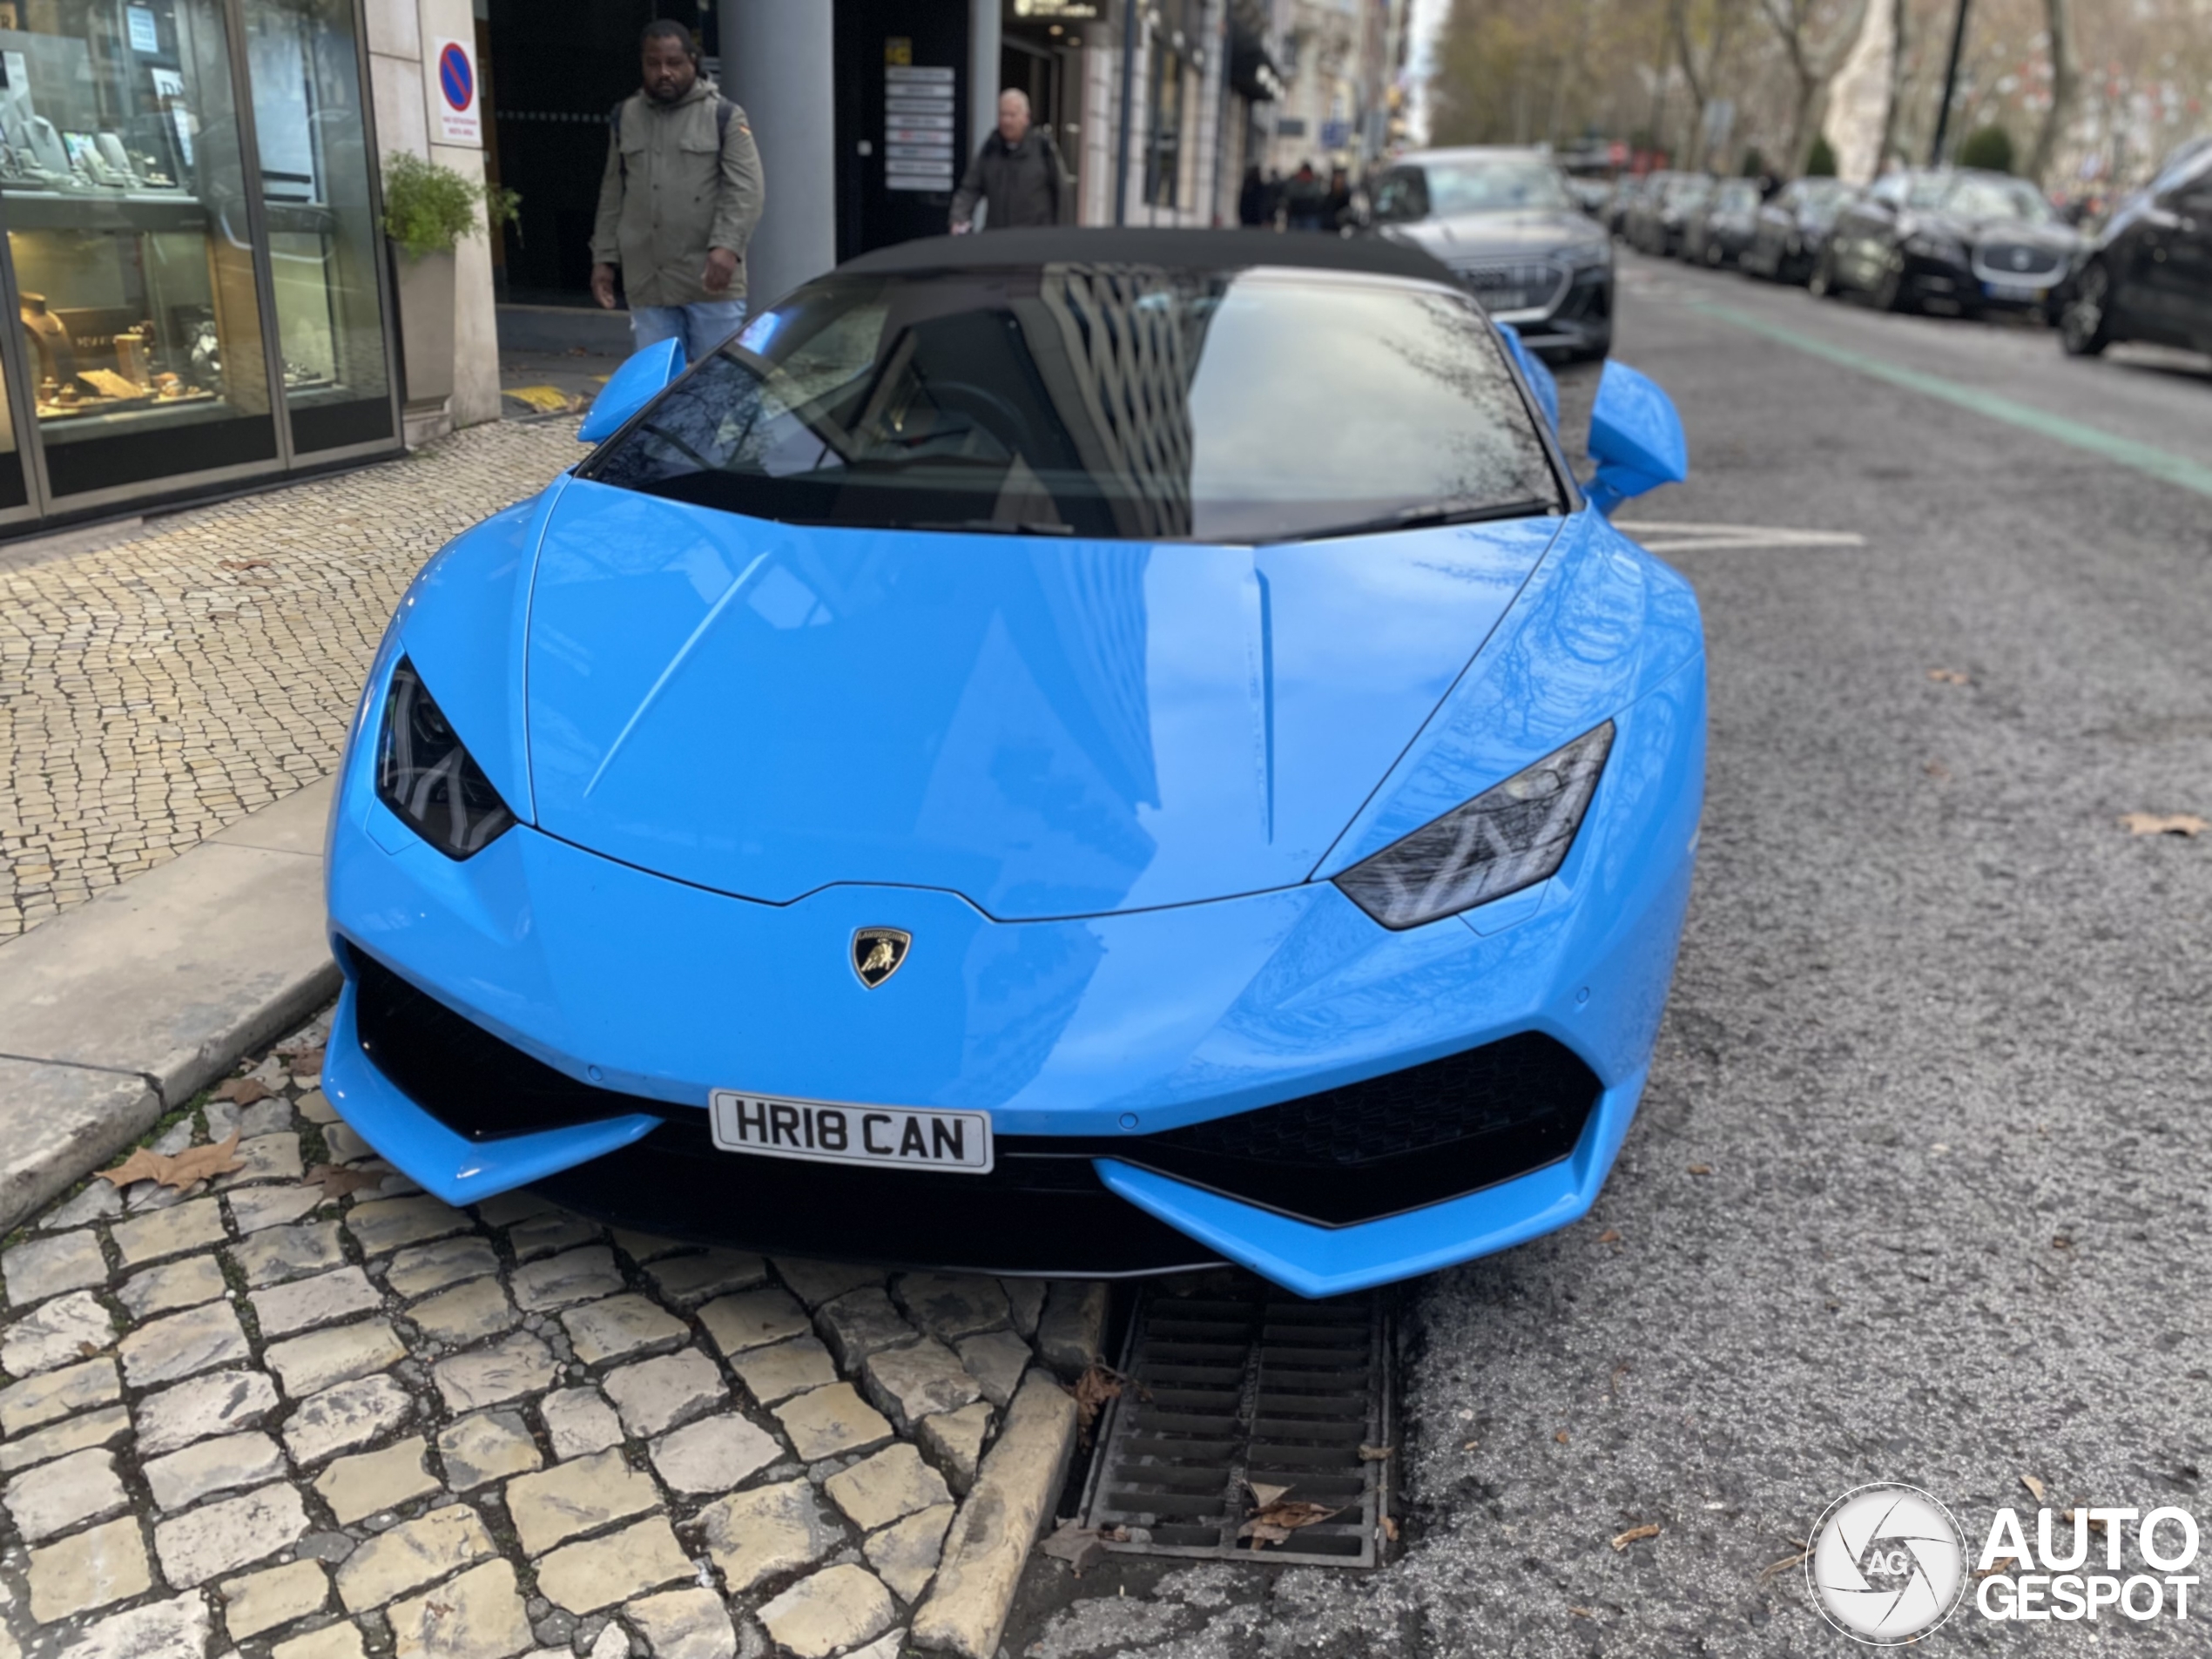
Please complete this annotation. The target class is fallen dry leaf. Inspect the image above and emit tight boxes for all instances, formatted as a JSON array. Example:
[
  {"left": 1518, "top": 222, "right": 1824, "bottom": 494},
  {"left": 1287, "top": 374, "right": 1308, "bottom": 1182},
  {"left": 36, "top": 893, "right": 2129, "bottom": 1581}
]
[
  {"left": 1247, "top": 1481, "right": 1292, "bottom": 1510},
  {"left": 1040, "top": 1521, "right": 1108, "bottom": 1573},
  {"left": 1569, "top": 1607, "right": 1595, "bottom": 1618},
  {"left": 2020, "top": 1474, "right": 2047, "bottom": 1503},
  {"left": 77, "top": 1340, "right": 99, "bottom": 1359},
  {"left": 304, "top": 1163, "right": 386, "bottom": 1200},
  {"left": 1554, "top": 1430, "right": 1572, "bottom": 1445},
  {"left": 1686, "top": 1163, "right": 1713, "bottom": 1176},
  {"left": 1596, "top": 1228, "right": 1622, "bottom": 1244},
  {"left": 1357, "top": 1445, "right": 1393, "bottom": 1462},
  {"left": 1067, "top": 1362, "right": 1142, "bottom": 1447},
  {"left": 2119, "top": 813, "right": 2207, "bottom": 838},
  {"left": 1240, "top": 1499, "right": 1345, "bottom": 1548},
  {"left": 2052, "top": 1234, "right": 2073, "bottom": 1250},
  {"left": 1379, "top": 1515, "right": 1399, "bottom": 1542},
  {"left": 96, "top": 1132, "right": 246, "bottom": 1192},
  {"left": 1610, "top": 1523, "right": 1662, "bottom": 1551},
  {"left": 98, "top": 1145, "right": 172, "bottom": 1188},
  {"left": 1927, "top": 668, "right": 1971, "bottom": 685},
  {"left": 1461, "top": 1439, "right": 1480, "bottom": 1451},
  {"left": 162, "top": 1134, "right": 247, "bottom": 1188},
  {"left": 215, "top": 1077, "right": 273, "bottom": 1106},
  {"left": 1759, "top": 1548, "right": 1811, "bottom": 1583},
  {"left": 290, "top": 1047, "right": 326, "bottom": 1078}
]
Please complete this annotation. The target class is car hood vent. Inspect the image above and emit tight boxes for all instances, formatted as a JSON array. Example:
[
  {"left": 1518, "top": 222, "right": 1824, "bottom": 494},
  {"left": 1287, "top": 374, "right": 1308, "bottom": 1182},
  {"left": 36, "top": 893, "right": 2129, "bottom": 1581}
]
[{"left": 523, "top": 482, "right": 1557, "bottom": 919}]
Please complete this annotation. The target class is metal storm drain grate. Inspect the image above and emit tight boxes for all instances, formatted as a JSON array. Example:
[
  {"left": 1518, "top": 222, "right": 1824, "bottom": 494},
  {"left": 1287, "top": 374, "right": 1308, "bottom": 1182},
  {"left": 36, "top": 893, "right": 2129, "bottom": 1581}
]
[{"left": 1076, "top": 1277, "right": 1391, "bottom": 1567}]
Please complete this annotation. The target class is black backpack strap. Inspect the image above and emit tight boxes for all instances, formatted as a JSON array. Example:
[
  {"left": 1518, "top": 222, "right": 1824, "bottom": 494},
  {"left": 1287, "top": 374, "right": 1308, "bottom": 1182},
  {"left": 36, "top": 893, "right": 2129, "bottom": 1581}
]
[{"left": 716, "top": 98, "right": 734, "bottom": 145}]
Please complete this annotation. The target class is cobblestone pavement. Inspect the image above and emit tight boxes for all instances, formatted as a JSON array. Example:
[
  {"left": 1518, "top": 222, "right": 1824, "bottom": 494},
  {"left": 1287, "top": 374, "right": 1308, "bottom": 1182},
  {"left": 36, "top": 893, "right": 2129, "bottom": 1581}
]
[
  {"left": 0, "top": 420, "right": 582, "bottom": 941},
  {"left": 0, "top": 1007, "right": 1103, "bottom": 1659}
]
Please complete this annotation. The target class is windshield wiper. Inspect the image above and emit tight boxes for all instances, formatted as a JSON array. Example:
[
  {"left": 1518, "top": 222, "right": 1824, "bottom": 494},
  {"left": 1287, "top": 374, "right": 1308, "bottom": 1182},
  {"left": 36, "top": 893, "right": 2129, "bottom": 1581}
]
[
  {"left": 1277, "top": 496, "right": 1555, "bottom": 544},
  {"left": 904, "top": 518, "right": 1076, "bottom": 536}
]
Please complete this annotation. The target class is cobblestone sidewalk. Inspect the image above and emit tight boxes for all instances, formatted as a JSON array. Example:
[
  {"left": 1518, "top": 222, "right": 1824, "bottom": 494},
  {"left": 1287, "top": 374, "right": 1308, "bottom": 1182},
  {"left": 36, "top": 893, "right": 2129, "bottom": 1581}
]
[
  {"left": 0, "top": 421, "right": 582, "bottom": 941},
  {"left": 0, "top": 1008, "right": 1099, "bottom": 1659}
]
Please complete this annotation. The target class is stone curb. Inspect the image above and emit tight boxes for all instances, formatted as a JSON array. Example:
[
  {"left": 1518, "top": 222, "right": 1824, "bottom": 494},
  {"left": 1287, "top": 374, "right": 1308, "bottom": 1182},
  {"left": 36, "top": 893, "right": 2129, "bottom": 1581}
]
[
  {"left": 910, "top": 1369, "right": 1080, "bottom": 1658},
  {"left": 0, "top": 778, "right": 340, "bottom": 1233}
]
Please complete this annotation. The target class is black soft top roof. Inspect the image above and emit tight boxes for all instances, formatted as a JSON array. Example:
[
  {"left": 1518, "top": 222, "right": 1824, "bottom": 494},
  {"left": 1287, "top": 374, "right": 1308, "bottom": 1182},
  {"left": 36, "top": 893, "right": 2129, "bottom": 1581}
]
[{"left": 838, "top": 227, "right": 1456, "bottom": 285}]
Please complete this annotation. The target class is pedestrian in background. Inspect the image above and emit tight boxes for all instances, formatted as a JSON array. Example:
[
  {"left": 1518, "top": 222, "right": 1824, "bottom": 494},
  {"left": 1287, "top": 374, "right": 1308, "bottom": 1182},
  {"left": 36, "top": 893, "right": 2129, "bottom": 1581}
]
[
  {"left": 950, "top": 90, "right": 1067, "bottom": 232},
  {"left": 1238, "top": 163, "right": 1267, "bottom": 226},
  {"left": 1284, "top": 161, "right": 1325, "bottom": 231},
  {"left": 1323, "top": 165, "right": 1352, "bottom": 231},
  {"left": 590, "top": 20, "right": 765, "bottom": 361}
]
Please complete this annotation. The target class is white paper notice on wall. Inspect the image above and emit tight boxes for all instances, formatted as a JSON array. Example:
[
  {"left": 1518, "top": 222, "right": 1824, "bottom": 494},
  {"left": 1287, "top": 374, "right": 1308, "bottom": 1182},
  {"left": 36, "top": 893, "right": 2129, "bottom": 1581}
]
[{"left": 431, "top": 37, "right": 481, "bottom": 146}]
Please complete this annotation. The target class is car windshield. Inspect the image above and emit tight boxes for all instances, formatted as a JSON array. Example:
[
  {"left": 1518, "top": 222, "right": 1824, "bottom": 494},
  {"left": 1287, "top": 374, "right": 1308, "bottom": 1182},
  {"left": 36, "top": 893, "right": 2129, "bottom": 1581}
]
[
  {"left": 580, "top": 265, "right": 1565, "bottom": 544},
  {"left": 1667, "top": 177, "right": 1715, "bottom": 206},
  {"left": 1419, "top": 158, "right": 1574, "bottom": 215},
  {"left": 1929, "top": 176, "right": 2052, "bottom": 221},
  {"left": 1788, "top": 179, "right": 1853, "bottom": 215}
]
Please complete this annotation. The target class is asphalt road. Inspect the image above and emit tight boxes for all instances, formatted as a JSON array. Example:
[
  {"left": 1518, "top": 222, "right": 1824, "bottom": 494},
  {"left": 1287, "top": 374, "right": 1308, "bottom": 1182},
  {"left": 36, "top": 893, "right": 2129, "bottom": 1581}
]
[{"left": 1004, "top": 251, "right": 2212, "bottom": 1656}]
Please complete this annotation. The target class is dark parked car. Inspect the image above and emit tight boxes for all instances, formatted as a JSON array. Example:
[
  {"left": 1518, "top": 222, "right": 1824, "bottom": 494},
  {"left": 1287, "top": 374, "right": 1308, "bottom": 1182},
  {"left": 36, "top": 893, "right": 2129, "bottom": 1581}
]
[
  {"left": 1366, "top": 145, "right": 1615, "bottom": 360},
  {"left": 1607, "top": 172, "right": 1653, "bottom": 237},
  {"left": 1741, "top": 176, "right": 1858, "bottom": 282},
  {"left": 2057, "top": 141, "right": 2212, "bottom": 356},
  {"left": 1683, "top": 177, "right": 1765, "bottom": 266},
  {"left": 1625, "top": 172, "right": 1716, "bottom": 258},
  {"left": 1811, "top": 168, "right": 2081, "bottom": 318}
]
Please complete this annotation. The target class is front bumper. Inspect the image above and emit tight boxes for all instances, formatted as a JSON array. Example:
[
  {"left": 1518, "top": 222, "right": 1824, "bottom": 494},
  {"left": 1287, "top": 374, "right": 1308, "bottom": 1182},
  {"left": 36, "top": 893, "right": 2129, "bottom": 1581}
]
[
  {"left": 1510, "top": 266, "right": 1613, "bottom": 360},
  {"left": 325, "top": 662, "right": 1701, "bottom": 1297}
]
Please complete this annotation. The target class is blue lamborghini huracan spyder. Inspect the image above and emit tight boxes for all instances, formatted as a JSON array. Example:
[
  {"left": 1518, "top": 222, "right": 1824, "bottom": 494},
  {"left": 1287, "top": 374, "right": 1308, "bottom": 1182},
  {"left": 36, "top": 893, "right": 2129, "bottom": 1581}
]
[{"left": 322, "top": 228, "right": 1701, "bottom": 1297}]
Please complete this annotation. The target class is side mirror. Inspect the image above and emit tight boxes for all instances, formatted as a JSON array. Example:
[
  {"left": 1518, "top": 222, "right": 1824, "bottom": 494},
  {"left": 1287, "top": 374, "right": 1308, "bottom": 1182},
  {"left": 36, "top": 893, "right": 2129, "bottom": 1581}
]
[
  {"left": 577, "top": 336, "right": 685, "bottom": 443},
  {"left": 1586, "top": 360, "right": 1687, "bottom": 516}
]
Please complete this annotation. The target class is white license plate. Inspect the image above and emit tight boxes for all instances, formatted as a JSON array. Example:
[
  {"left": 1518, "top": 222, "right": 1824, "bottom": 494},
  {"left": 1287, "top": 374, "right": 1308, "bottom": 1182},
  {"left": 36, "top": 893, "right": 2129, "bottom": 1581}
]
[
  {"left": 709, "top": 1091, "right": 994, "bottom": 1174},
  {"left": 1486, "top": 290, "right": 1530, "bottom": 311},
  {"left": 1983, "top": 280, "right": 2045, "bottom": 302}
]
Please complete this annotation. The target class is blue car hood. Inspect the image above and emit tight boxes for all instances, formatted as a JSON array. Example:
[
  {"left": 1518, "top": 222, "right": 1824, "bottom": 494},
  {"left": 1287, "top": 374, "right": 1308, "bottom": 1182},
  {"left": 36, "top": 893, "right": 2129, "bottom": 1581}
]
[{"left": 523, "top": 482, "right": 1561, "bottom": 919}]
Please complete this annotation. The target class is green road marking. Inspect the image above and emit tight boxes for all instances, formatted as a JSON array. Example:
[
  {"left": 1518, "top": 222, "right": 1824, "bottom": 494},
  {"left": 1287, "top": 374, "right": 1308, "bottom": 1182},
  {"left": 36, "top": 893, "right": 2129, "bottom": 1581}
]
[{"left": 1687, "top": 300, "right": 2212, "bottom": 501}]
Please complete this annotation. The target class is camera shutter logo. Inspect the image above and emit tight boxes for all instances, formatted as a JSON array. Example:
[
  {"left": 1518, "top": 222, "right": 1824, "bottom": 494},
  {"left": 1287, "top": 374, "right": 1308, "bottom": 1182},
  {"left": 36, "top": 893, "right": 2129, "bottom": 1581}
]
[{"left": 1807, "top": 1483, "right": 1967, "bottom": 1645}]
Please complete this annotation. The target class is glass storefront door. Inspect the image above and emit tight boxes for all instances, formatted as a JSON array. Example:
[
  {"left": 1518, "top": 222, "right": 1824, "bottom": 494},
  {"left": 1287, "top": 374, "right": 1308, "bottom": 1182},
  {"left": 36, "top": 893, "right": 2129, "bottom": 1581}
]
[
  {"left": 0, "top": 0, "right": 397, "bottom": 523},
  {"left": 240, "top": 0, "right": 391, "bottom": 455}
]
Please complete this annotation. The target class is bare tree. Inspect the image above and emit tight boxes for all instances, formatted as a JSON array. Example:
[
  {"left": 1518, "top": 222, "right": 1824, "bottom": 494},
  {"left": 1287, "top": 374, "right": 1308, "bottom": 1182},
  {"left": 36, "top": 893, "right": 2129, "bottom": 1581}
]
[
  {"left": 1874, "top": 0, "right": 1909, "bottom": 169},
  {"left": 1758, "top": 0, "right": 1874, "bottom": 172},
  {"left": 2022, "top": 0, "right": 2078, "bottom": 184},
  {"left": 1675, "top": 0, "right": 1746, "bottom": 169}
]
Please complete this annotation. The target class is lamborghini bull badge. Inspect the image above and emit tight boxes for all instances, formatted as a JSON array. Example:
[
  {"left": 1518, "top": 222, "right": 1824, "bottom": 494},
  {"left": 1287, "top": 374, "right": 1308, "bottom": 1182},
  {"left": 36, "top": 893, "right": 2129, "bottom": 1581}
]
[{"left": 851, "top": 927, "right": 912, "bottom": 989}]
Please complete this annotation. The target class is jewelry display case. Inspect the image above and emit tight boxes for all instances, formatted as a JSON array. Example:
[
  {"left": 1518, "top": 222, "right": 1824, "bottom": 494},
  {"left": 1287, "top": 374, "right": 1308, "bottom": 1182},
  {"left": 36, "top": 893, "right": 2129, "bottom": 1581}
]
[{"left": 0, "top": 0, "right": 396, "bottom": 523}]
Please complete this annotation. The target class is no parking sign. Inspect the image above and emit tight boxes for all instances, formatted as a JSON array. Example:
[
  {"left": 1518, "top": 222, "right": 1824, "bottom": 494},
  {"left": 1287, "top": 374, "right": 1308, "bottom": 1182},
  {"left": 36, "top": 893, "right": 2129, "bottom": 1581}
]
[{"left": 433, "top": 37, "right": 480, "bottom": 145}]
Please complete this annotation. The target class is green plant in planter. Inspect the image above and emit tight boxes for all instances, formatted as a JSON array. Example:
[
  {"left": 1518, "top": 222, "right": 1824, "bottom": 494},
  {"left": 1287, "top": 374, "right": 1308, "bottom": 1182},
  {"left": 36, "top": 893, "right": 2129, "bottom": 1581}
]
[{"left": 381, "top": 152, "right": 523, "bottom": 258}]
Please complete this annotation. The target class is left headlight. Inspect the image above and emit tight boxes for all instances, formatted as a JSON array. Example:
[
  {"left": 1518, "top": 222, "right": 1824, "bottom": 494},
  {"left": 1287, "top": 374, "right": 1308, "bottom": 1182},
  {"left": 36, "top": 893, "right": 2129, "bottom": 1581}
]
[
  {"left": 1332, "top": 724, "right": 1614, "bottom": 930},
  {"left": 376, "top": 657, "right": 515, "bottom": 859}
]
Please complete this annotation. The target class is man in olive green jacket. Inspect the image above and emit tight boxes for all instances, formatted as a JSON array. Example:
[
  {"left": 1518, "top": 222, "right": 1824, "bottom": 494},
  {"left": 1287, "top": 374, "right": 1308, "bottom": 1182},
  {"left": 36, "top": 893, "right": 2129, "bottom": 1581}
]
[{"left": 590, "top": 21, "right": 765, "bottom": 361}]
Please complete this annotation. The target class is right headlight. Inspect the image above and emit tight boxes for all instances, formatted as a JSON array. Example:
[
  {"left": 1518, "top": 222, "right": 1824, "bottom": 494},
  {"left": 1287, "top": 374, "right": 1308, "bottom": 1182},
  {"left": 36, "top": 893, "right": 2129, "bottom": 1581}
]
[
  {"left": 1332, "top": 724, "right": 1614, "bottom": 930},
  {"left": 375, "top": 657, "right": 515, "bottom": 859},
  {"left": 1561, "top": 240, "right": 1611, "bottom": 268}
]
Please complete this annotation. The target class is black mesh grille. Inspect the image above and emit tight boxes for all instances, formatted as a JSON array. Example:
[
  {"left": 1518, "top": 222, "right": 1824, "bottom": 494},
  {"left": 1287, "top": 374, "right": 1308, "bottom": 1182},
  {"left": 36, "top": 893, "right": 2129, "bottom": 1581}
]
[
  {"left": 1121, "top": 1033, "right": 1601, "bottom": 1226},
  {"left": 1155, "top": 1033, "right": 1593, "bottom": 1164}
]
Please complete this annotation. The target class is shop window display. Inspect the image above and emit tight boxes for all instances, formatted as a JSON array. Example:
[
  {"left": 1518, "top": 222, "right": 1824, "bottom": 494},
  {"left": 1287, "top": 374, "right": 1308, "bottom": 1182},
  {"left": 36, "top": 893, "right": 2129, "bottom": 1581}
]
[
  {"left": 2, "top": 0, "right": 278, "bottom": 497},
  {"left": 243, "top": 0, "right": 390, "bottom": 454}
]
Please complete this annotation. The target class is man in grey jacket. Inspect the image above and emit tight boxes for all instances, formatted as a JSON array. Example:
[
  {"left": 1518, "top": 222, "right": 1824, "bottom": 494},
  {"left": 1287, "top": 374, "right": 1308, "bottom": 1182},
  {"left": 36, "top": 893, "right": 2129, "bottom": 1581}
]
[
  {"left": 949, "top": 90, "right": 1065, "bottom": 233},
  {"left": 590, "top": 21, "right": 765, "bottom": 361}
]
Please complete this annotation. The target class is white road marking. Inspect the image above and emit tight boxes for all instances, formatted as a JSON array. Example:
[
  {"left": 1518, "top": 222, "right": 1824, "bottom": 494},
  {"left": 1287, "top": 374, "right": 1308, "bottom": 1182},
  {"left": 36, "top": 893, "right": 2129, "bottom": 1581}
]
[{"left": 1615, "top": 522, "right": 1867, "bottom": 553}]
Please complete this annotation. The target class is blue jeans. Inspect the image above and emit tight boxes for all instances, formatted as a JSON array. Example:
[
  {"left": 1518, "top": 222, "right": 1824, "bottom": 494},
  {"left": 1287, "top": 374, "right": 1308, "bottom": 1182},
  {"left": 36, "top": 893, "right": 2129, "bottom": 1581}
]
[{"left": 630, "top": 299, "right": 748, "bottom": 363}]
